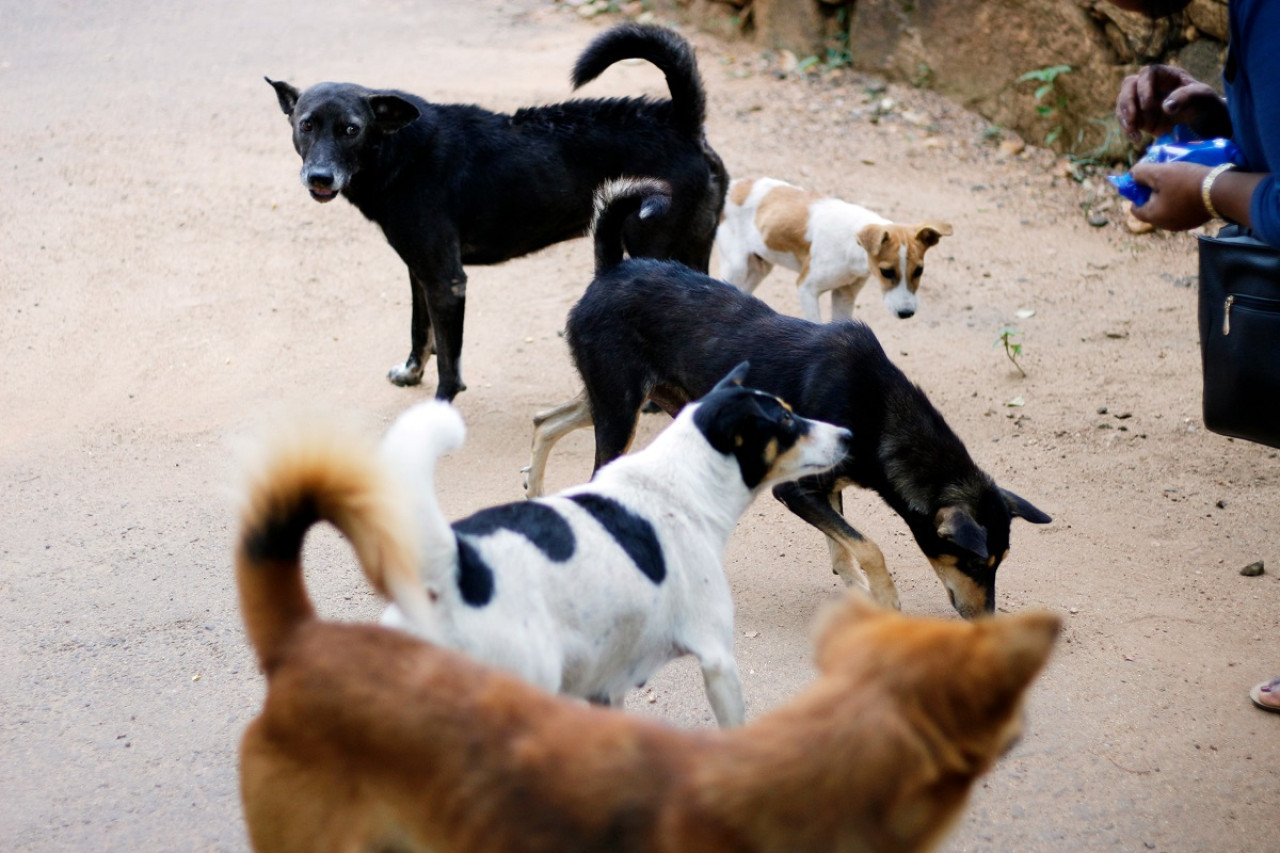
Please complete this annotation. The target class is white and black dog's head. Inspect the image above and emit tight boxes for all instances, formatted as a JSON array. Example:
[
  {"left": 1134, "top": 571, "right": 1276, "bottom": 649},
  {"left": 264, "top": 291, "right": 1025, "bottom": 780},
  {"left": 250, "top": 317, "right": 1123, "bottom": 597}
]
[
  {"left": 690, "top": 362, "right": 850, "bottom": 492},
  {"left": 266, "top": 78, "right": 421, "bottom": 202}
]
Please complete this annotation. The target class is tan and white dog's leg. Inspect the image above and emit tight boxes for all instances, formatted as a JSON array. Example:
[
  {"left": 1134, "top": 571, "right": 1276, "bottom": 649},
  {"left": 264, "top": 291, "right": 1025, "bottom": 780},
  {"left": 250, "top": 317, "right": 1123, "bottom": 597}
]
[
  {"left": 828, "top": 281, "right": 864, "bottom": 322},
  {"left": 523, "top": 390, "right": 593, "bottom": 498},
  {"left": 794, "top": 265, "right": 829, "bottom": 323}
]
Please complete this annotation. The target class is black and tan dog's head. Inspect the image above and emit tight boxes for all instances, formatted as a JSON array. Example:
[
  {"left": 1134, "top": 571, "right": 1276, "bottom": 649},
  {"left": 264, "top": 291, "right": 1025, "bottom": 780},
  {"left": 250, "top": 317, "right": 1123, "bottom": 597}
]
[
  {"left": 266, "top": 78, "right": 420, "bottom": 202},
  {"left": 912, "top": 477, "right": 1051, "bottom": 619},
  {"left": 692, "top": 362, "right": 851, "bottom": 492}
]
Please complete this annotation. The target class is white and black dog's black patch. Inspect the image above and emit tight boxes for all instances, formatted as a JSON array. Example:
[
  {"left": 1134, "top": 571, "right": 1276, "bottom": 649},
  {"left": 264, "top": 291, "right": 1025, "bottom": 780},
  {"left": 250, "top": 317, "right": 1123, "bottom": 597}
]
[{"left": 381, "top": 364, "right": 849, "bottom": 726}]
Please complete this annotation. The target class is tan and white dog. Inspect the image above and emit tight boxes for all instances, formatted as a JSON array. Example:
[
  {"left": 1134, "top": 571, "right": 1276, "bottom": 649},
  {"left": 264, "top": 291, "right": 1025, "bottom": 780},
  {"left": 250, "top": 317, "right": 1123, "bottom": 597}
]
[{"left": 716, "top": 177, "right": 953, "bottom": 322}]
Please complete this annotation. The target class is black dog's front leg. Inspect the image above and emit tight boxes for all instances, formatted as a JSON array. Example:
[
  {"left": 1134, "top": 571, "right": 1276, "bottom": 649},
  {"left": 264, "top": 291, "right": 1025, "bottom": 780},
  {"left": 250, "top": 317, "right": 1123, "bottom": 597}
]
[
  {"left": 387, "top": 271, "right": 436, "bottom": 387},
  {"left": 384, "top": 227, "right": 468, "bottom": 400},
  {"left": 421, "top": 265, "right": 467, "bottom": 401}
]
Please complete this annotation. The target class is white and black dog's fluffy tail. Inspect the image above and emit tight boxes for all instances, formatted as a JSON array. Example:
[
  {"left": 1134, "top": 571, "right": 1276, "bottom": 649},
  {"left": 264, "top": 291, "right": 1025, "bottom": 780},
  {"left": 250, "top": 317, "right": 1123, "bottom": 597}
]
[
  {"left": 592, "top": 178, "right": 673, "bottom": 275},
  {"left": 572, "top": 23, "right": 707, "bottom": 134},
  {"left": 379, "top": 401, "right": 468, "bottom": 593},
  {"left": 235, "top": 416, "right": 439, "bottom": 671}
]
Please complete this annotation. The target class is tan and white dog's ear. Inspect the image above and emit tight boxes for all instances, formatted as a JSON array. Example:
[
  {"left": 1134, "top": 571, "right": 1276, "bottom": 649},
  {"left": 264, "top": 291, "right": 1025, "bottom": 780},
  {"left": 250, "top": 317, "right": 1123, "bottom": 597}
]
[
  {"left": 915, "top": 222, "right": 953, "bottom": 247},
  {"left": 857, "top": 223, "right": 889, "bottom": 254}
]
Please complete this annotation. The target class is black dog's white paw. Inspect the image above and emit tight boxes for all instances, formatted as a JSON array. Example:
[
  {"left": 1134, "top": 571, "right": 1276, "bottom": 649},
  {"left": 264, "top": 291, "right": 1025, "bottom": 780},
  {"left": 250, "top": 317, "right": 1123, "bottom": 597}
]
[{"left": 387, "top": 361, "right": 425, "bottom": 387}]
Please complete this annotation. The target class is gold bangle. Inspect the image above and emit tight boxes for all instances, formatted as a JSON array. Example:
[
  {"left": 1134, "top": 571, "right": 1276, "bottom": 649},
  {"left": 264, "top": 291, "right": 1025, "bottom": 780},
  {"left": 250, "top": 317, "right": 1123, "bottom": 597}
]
[{"left": 1201, "top": 163, "right": 1235, "bottom": 221}]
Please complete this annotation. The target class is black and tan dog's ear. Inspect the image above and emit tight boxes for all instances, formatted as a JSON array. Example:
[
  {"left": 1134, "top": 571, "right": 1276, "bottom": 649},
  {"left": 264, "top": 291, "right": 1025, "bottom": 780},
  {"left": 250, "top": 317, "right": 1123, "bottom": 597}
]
[
  {"left": 710, "top": 361, "right": 750, "bottom": 393},
  {"left": 935, "top": 506, "right": 989, "bottom": 559},
  {"left": 265, "top": 77, "right": 300, "bottom": 116},
  {"left": 368, "top": 94, "right": 421, "bottom": 134},
  {"left": 917, "top": 222, "right": 953, "bottom": 247},
  {"left": 1001, "top": 488, "right": 1051, "bottom": 524}
]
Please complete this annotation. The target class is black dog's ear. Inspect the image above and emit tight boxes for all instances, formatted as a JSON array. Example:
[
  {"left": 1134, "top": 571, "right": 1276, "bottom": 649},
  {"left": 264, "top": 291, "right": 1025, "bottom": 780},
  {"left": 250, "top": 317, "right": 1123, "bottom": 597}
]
[
  {"left": 1002, "top": 488, "right": 1051, "bottom": 524},
  {"left": 935, "top": 506, "right": 989, "bottom": 559},
  {"left": 368, "top": 94, "right": 421, "bottom": 134},
  {"left": 265, "top": 77, "right": 300, "bottom": 116},
  {"left": 710, "top": 361, "right": 750, "bottom": 394}
]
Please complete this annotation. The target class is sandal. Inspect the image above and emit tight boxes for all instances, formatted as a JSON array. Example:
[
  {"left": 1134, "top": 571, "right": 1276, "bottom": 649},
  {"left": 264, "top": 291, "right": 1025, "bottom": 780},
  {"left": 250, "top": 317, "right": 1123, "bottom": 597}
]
[{"left": 1249, "top": 677, "right": 1280, "bottom": 713}]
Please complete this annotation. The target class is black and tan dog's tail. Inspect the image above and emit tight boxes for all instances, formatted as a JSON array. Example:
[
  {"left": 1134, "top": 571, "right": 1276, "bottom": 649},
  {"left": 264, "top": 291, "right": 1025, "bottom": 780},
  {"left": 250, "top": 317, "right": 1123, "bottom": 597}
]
[
  {"left": 591, "top": 178, "right": 672, "bottom": 274},
  {"left": 572, "top": 23, "right": 707, "bottom": 134},
  {"left": 235, "top": 418, "right": 435, "bottom": 672}
]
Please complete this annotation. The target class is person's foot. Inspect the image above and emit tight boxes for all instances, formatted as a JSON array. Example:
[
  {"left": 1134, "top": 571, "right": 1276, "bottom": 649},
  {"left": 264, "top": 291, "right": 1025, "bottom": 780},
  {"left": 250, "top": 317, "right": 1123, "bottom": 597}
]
[{"left": 1249, "top": 678, "right": 1280, "bottom": 713}]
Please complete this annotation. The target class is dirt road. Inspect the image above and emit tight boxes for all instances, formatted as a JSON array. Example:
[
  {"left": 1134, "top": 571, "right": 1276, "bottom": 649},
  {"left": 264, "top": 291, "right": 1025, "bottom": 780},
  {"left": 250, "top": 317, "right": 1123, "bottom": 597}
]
[{"left": 2, "top": 0, "right": 1277, "bottom": 849}]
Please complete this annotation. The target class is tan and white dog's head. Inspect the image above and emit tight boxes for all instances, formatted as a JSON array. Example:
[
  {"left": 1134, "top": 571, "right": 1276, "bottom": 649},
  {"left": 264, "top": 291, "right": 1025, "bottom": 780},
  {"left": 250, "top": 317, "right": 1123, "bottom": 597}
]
[{"left": 857, "top": 221, "right": 953, "bottom": 319}]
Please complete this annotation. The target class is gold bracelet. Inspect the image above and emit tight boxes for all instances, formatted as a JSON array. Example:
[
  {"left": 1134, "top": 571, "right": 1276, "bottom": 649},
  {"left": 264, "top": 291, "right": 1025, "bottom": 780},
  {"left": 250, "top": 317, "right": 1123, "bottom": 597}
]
[{"left": 1201, "top": 163, "right": 1235, "bottom": 221}]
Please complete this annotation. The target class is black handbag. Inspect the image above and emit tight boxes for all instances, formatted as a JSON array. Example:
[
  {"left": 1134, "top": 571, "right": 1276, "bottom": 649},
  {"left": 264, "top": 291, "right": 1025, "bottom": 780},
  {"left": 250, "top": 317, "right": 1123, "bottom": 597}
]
[{"left": 1197, "top": 224, "right": 1280, "bottom": 449}]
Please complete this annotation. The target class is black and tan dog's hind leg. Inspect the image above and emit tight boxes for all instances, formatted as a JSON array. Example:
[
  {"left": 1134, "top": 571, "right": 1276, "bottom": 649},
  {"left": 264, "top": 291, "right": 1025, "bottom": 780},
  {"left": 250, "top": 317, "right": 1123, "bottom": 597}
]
[
  {"left": 773, "top": 480, "right": 898, "bottom": 610},
  {"left": 523, "top": 391, "right": 594, "bottom": 498}
]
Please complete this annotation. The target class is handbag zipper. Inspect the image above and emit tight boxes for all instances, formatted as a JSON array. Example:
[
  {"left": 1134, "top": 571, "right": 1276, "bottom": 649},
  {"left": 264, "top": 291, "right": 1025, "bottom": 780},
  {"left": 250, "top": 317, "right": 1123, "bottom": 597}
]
[{"left": 1222, "top": 292, "right": 1280, "bottom": 336}]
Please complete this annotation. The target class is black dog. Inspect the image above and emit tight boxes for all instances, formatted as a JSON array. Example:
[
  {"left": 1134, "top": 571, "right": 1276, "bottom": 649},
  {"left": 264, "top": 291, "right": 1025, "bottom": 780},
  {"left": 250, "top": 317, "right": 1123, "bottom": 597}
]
[
  {"left": 267, "top": 23, "right": 728, "bottom": 400},
  {"left": 525, "top": 179, "right": 1051, "bottom": 619}
]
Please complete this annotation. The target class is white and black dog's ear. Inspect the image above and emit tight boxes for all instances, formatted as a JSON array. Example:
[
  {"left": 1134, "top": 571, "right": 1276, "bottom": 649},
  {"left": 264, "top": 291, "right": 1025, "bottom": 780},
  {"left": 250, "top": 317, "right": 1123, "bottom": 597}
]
[
  {"left": 710, "top": 361, "right": 750, "bottom": 393},
  {"left": 1002, "top": 488, "right": 1051, "bottom": 524},
  {"left": 266, "top": 77, "right": 300, "bottom": 115},
  {"left": 368, "top": 94, "right": 421, "bottom": 134}
]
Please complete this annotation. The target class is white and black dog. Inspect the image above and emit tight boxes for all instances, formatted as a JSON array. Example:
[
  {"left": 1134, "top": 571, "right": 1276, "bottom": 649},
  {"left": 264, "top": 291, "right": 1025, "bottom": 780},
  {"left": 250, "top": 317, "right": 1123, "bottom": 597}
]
[
  {"left": 380, "top": 366, "right": 849, "bottom": 726},
  {"left": 267, "top": 23, "right": 727, "bottom": 400}
]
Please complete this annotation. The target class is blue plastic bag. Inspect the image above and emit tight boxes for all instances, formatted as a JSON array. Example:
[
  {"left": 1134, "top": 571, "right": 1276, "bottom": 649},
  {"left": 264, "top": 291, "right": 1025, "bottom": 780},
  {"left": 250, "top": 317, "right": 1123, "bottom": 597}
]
[{"left": 1109, "top": 126, "right": 1245, "bottom": 207}]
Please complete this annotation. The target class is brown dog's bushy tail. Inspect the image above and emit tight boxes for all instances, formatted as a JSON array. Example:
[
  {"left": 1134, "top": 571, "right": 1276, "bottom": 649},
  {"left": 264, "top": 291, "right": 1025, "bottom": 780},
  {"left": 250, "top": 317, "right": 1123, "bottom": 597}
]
[
  {"left": 591, "top": 178, "right": 672, "bottom": 274},
  {"left": 235, "top": 417, "right": 433, "bottom": 672},
  {"left": 571, "top": 23, "right": 707, "bottom": 134}
]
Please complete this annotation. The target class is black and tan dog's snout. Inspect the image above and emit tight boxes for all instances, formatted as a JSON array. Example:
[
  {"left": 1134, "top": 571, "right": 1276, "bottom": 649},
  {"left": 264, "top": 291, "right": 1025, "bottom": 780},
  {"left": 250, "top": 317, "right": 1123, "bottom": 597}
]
[{"left": 929, "top": 555, "right": 995, "bottom": 620}]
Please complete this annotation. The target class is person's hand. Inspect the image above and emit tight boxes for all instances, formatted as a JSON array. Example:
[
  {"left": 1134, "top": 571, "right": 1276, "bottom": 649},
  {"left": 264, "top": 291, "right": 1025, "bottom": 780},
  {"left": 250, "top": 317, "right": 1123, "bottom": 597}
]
[
  {"left": 1128, "top": 160, "right": 1212, "bottom": 230},
  {"left": 1116, "top": 65, "right": 1231, "bottom": 142}
]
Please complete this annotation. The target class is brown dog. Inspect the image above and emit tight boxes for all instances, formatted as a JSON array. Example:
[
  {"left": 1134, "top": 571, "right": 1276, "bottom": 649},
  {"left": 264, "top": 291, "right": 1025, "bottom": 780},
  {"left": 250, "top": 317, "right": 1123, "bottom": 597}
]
[{"left": 236, "top": 419, "right": 1059, "bottom": 853}]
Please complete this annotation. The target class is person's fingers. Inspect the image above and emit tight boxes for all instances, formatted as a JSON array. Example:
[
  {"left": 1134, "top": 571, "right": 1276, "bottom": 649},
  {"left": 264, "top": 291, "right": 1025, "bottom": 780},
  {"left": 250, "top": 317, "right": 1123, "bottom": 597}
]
[{"left": 1116, "top": 75, "right": 1142, "bottom": 142}]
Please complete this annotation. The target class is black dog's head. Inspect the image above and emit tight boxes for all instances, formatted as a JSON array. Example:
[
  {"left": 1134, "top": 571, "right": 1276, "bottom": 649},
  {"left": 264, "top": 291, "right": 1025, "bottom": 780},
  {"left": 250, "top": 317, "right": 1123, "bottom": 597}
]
[
  {"left": 266, "top": 78, "right": 420, "bottom": 202},
  {"left": 692, "top": 363, "right": 852, "bottom": 493},
  {"left": 915, "top": 478, "right": 1051, "bottom": 619}
]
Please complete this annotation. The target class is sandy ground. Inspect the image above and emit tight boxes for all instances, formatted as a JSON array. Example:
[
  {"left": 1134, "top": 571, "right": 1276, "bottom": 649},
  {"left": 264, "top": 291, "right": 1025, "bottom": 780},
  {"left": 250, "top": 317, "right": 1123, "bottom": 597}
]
[{"left": 2, "top": 0, "right": 1278, "bottom": 850}]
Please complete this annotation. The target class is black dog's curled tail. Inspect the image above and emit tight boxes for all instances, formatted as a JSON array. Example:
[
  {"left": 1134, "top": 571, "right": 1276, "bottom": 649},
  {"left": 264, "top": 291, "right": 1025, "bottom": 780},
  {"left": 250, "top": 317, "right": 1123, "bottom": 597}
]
[
  {"left": 591, "top": 178, "right": 672, "bottom": 275},
  {"left": 572, "top": 23, "right": 706, "bottom": 133}
]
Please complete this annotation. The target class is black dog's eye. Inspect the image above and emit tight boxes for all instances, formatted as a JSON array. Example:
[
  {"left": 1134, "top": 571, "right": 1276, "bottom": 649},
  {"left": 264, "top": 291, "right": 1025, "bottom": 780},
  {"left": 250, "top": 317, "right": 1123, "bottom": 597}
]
[
  {"left": 344, "top": 124, "right": 360, "bottom": 137},
  {"left": 880, "top": 267, "right": 895, "bottom": 279},
  {"left": 299, "top": 119, "right": 314, "bottom": 133}
]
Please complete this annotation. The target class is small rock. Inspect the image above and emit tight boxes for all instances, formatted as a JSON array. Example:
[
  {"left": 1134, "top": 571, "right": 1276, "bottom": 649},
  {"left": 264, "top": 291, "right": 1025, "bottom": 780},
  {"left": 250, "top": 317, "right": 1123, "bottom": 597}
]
[
  {"left": 998, "top": 137, "right": 1026, "bottom": 158},
  {"left": 1051, "top": 158, "right": 1075, "bottom": 179},
  {"left": 777, "top": 50, "right": 799, "bottom": 74},
  {"left": 1216, "top": 499, "right": 1227, "bottom": 509},
  {"left": 1087, "top": 210, "right": 1110, "bottom": 227},
  {"left": 1240, "top": 560, "right": 1265, "bottom": 577},
  {"left": 1097, "top": 405, "right": 1109, "bottom": 415}
]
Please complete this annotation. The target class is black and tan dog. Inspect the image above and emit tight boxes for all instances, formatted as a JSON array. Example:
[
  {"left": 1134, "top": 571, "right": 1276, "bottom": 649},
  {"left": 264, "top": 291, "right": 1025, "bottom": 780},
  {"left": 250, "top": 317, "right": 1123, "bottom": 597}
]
[
  {"left": 266, "top": 23, "right": 728, "bottom": 400},
  {"left": 526, "top": 180, "right": 1051, "bottom": 619},
  {"left": 236, "top": 420, "right": 1060, "bottom": 852}
]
